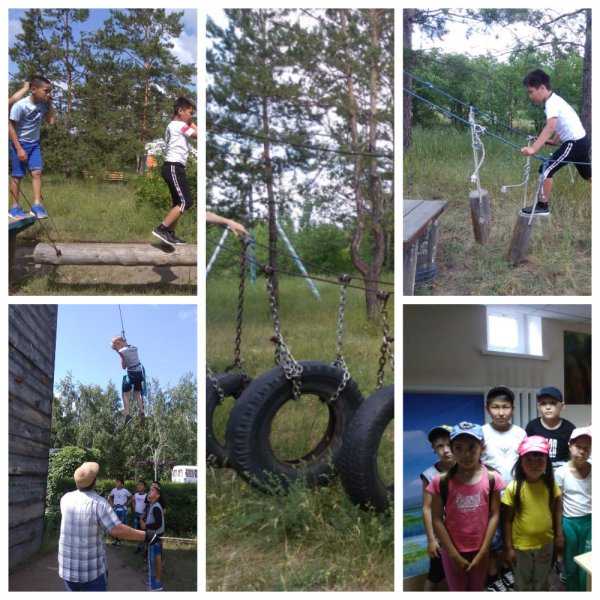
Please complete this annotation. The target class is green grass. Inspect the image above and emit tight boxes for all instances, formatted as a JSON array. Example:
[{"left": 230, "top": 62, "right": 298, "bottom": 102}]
[
  {"left": 10, "top": 172, "right": 197, "bottom": 295},
  {"left": 206, "top": 275, "right": 394, "bottom": 591},
  {"left": 404, "top": 127, "right": 591, "bottom": 295}
]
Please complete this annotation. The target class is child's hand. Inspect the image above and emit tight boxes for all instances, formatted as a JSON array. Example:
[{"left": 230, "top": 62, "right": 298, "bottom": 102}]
[
  {"left": 16, "top": 147, "right": 27, "bottom": 162},
  {"left": 466, "top": 551, "right": 484, "bottom": 572},
  {"left": 520, "top": 146, "right": 535, "bottom": 157},
  {"left": 449, "top": 551, "right": 470, "bottom": 572},
  {"left": 427, "top": 540, "right": 441, "bottom": 558},
  {"left": 504, "top": 547, "right": 517, "bottom": 568},
  {"left": 21, "top": 82, "right": 30, "bottom": 92},
  {"left": 554, "top": 534, "right": 565, "bottom": 552}
]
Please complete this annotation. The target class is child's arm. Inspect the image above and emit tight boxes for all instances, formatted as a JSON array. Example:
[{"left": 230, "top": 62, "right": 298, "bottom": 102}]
[
  {"left": 206, "top": 211, "right": 249, "bottom": 237},
  {"left": 431, "top": 492, "right": 469, "bottom": 572},
  {"left": 467, "top": 489, "right": 500, "bottom": 572},
  {"left": 9, "top": 121, "right": 27, "bottom": 162},
  {"left": 46, "top": 97, "right": 55, "bottom": 126},
  {"left": 521, "top": 117, "right": 558, "bottom": 156},
  {"left": 553, "top": 493, "right": 565, "bottom": 552},
  {"left": 502, "top": 504, "right": 516, "bottom": 568},
  {"left": 422, "top": 482, "right": 441, "bottom": 558},
  {"left": 188, "top": 121, "right": 198, "bottom": 139},
  {"left": 8, "top": 82, "right": 29, "bottom": 107}
]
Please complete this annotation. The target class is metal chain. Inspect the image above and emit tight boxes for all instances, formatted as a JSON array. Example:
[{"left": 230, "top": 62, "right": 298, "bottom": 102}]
[
  {"left": 206, "top": 364, "right": 225, "bottom": 405},
  {"left": 225, "top": 238, "right": 249, "bottom": 380},
  {"left": 376, "top": 290, "right": 394, "bottom": 389},
  {"left": 329, "top": 275, "right": 352, "bottom": 404},
  {"left": 263, "top": 267, "right": 303, "bottom": 400}
]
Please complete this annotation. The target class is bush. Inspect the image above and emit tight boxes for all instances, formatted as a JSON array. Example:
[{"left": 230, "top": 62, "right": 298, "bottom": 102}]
[{"left": 45, "top": 476, "right": 197, "bottom": 538}]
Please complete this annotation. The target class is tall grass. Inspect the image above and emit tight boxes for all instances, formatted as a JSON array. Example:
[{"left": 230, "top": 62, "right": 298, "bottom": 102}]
[
  {"left": 206, "top": 275, "right": 394, "bottom": 591},
  {"left": 11, "top": 173, "right": 197, "bottom": 295},
  {"left": 404, "top": 127, "right": 591, "bottom": 295}
]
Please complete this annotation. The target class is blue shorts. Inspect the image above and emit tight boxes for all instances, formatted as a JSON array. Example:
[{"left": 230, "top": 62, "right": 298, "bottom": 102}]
[
  {"left": 122, "top": 369, "right": 144, "bottom": 393},
  {"left": 9, "top": 140, "right": 43, "bottom": 177}
]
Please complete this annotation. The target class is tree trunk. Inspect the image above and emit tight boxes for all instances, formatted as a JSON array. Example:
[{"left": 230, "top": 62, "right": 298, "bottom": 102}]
[
  {"left": 403, "top": 9, "right": 414, "bottom": 150},
  {"left": 582, "top": 9, "right": 592, "bottom": 141}
]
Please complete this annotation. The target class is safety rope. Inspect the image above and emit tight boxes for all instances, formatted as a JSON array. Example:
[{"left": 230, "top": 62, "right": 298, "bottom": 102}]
[
  {"left": 404, "top": 86, "right": 591, "bottom": 168},
  {"left": 501, "top": 135, "right": 535, "bottom": 208},
  {"left": 118, "top": 305, "right": 126, "bottom": 341},
  {"left": 469, "top": 107, "right": 486, "bottom": 206}
]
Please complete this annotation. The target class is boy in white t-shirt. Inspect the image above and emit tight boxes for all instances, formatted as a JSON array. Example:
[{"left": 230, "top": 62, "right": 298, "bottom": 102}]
[
  {"left": 108, "top": 478, "right": 133, "bottom": 547},
  {"left": 481, "top": 386, "right": 526, "bottom": 592},
  {"left": 555, "top": 426, "right": 592, "bottom": 592},
  {"left": 152, "top": 96, "right": 197, "bottom": 246},
  {"left": 520, "top": 69, "right": 591, "bottom": 216}
]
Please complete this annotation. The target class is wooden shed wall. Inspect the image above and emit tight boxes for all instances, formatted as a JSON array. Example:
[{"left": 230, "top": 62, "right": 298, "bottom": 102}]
[{"left": 9, "top": 305, "right": 58, "bottom": 571}]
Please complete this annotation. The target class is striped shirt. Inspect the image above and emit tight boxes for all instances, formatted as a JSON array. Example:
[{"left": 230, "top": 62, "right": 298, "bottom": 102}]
[{"left": 58, "top": 489, "right": 121, "bottom": 583}]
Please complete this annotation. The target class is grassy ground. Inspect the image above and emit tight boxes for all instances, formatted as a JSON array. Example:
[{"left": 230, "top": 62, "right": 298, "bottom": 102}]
[
  {"left": 10, "top": 172, "right": 197, "bottom": 295},
  {"left": 206, "top": 274, "right": 394, "bottom": 591},
  {"left": 404, "top": 127, "right": 591, "bottom": 295}
]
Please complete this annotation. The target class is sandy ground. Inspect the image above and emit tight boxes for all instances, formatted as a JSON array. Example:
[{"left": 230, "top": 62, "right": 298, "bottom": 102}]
[{"left": 9, "top": 543, "right": 151, "bottom": 591}]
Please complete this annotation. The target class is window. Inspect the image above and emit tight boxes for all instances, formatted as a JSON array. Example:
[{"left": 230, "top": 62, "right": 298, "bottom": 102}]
[{"left": 486, "top": 308, "right": 543, "bottom": 356}]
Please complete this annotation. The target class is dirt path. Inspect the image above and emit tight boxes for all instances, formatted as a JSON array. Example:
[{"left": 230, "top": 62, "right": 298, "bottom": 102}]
[{"left": 9, "top": 543, "right": 150, "bottom": 591}]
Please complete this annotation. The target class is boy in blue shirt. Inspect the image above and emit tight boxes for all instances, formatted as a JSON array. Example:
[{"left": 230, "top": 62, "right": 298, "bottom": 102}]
[{"left": 9, "top": 75, "right": 55, "bottom": 220}]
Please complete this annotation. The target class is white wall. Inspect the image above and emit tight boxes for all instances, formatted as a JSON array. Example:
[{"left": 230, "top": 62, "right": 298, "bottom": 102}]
[{"left": 404, "top": 305, "right": 591, "bottom": 426}]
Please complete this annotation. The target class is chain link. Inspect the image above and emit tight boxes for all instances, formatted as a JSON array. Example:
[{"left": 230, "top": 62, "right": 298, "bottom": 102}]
[
  {"left": 206, "top": 364, "right": 225, "bottom": 405},
  {"left": 329, "top": 275, "right": 352, "bottom": 404},
  {"left": 263, "top": 267, "right": 303, "bottom": 400},
  {"left": 376, "top": 290, "right": 394, "bottom": 389},
  {"left": 225, "top": 238, "right": 249, "bottom": 380}
]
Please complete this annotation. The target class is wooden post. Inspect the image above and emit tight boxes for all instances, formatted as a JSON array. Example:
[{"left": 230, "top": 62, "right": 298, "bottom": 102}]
[
  {"left": 403, "top": 243, "right": 417, "bottom": 295},
  {"left": 508, "top": 212, "right": 535, "bottom": 265},
  {"left": 469, "top": 189, "right": 491, "bottom": 245},
  {"left": 34, "top": 242, "right": 197, "bottom": 267}
]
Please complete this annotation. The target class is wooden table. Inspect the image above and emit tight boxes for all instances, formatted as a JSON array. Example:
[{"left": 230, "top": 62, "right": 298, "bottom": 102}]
[
  {"left": 403, "top": 199, "right": 448, "bottom": 295},
  {"left": 574, "top": 551, "right": 592, "bottom": 591}
]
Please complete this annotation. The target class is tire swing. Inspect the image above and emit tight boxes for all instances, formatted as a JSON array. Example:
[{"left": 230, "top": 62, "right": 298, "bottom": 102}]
[
  {"left": 206, "top": 239, "right": 252, "bottom": 468},
  {"left": 336, "top": 291, "right": 394, "bottom": 512},
  {"left": 225, "top": 269, "right": 363, "bottom": 494}
]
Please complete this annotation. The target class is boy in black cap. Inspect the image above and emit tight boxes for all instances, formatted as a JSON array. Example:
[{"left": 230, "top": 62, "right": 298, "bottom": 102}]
[
  {"left": 420, "top": 425, "right": 455, "bottom": 591},
  {"left": 525, "top": 386, "right": 575, "bottom": 470},
  {"left": 481, "top": 386, "right": 526, "bottom": 592}
]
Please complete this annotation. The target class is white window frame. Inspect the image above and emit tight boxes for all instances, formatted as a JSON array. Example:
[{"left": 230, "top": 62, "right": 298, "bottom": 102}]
[{"left": 485, "top": 307, "right": 545, "bottom": 358}]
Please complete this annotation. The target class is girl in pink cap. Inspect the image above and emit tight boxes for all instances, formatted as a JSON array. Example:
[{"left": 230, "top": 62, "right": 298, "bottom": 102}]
[{"left": 502, "top": 435, "right": 563, "bottom": 591}]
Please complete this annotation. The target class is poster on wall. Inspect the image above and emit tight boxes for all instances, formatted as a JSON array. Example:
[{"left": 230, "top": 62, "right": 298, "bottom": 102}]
[
  {"left": 564, "top": 331, "right": 591, "bottom": 404},
  {"left": 403, "top": 392, "right": 485, "bottom": 579}
]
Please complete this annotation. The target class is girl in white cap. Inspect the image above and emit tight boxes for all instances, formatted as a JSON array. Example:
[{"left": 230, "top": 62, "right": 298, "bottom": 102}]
[{"left": 555, "top": 426, "right": 591, "bottom": 591}]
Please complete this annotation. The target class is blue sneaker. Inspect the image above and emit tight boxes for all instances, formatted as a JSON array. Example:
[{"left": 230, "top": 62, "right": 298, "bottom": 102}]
[
  {"left": 8, "top": 205, "right": 29, "bottom": 220},
  {"left": 30, "top": 204, "right": 48, "bottom": 219},
  {"left": 147, "top": 580, "right": 163, "bottom": 591}
]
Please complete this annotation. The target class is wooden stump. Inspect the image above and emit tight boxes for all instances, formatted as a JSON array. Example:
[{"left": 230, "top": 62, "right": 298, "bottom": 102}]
[
  {"left": 469, "top": 189, "right": 491, "bottom": 245},
  {"left": 507, "top": 212, "right": 535, "bottom": 265}
]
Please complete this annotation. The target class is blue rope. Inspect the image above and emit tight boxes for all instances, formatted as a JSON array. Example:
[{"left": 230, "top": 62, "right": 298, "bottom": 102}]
[
  {"left": 405, "top": 70, "right": 532, "bottom": 139},
  {"left": 404, "top": 87, "right": 591, "bottom": 167}
]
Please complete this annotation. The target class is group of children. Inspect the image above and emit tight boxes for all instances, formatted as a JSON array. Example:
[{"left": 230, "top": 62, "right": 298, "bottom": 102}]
[
  {"left": 108, "top": 479, "right": 166, "bottom": 591},
  {"left": 421, "top": 386, "right": 591, "bottom": 592},
  {"left": 9, "top": 76, "right": 197, "bottom": 248}
]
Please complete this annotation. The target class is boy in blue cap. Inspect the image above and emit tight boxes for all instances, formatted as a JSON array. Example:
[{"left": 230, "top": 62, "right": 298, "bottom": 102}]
[{"left": 525, "top": 386, "right": 575, "bottom": 471}]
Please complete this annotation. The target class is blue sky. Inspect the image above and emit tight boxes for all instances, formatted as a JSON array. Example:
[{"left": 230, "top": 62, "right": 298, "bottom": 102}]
[
  {"left": 9, "top": 8, "right": 197, "bottom": 86},
  {"left": 54, "top": 304, "right": 197, "bottom": 392}
]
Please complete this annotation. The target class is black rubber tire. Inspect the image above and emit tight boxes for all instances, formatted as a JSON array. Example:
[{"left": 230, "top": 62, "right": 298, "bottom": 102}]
[
  {"left": 206, "top": 371, "right": 250, "bottom": 468},
  {"left": 336, "top": 384, "right": 394, "bottom": 512},
  {"left": 225, "top": 360, "right": 363, "bottom": 494}
]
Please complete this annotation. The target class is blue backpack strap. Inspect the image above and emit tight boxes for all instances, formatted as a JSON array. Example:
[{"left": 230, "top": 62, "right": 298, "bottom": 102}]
[{"left": 141, "top": 365, "right": 147, "bottom": 401}]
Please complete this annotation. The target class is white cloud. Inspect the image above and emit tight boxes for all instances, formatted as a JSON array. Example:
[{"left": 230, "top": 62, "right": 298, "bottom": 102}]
[
  {"left": 177, "top": 309, "right": 197, "bottom": 322},
  {"left": 170, "top": 30, "right": 196, "bottom": 65},
  {"left": 404, "top": 429, "right": 429, "bottom": 457},
  {"left": 9, "top": 16, "right": 23, "bottom": 47}
]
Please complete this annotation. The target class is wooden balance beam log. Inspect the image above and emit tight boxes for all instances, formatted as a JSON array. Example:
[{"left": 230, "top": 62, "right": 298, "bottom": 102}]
[{"left": 33, "top": 242, "right": 197, "bottom": 267}]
